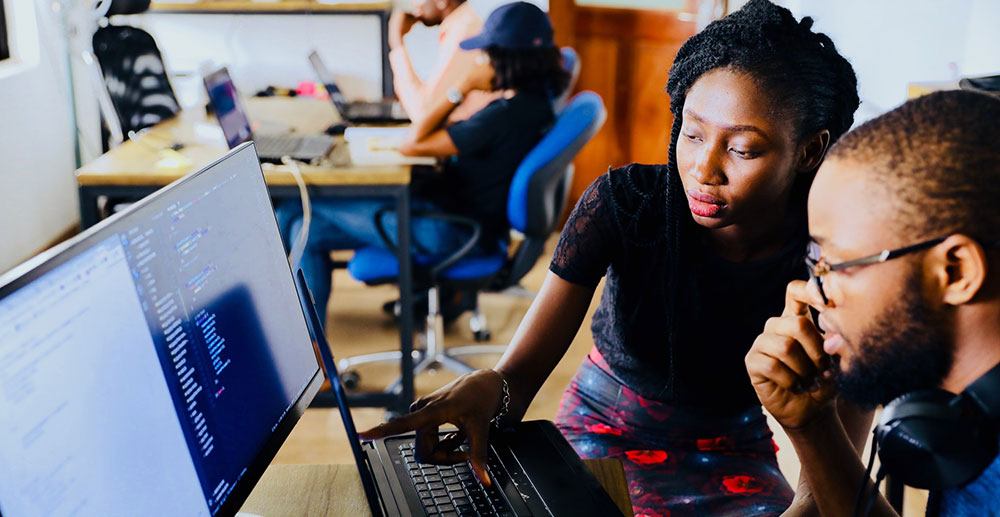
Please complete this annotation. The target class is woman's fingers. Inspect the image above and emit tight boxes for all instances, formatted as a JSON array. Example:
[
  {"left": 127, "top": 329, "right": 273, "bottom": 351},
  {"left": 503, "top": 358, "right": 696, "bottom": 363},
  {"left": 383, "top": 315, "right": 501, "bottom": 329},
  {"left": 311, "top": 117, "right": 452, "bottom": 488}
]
[{"left": 358, "top": 407, "right": 438, "bottom": 440}]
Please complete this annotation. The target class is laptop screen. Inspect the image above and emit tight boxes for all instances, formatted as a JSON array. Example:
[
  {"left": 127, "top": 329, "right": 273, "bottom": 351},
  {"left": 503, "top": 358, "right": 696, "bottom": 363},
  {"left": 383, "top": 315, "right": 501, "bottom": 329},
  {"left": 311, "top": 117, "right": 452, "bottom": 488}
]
[
  {"left": 307, "top": 50, "right": 349, "bottom": 113},
  {"left": 0, "top": 144, "right": 323, "bottom": 516},
  {"left": 204, "top": 67, "right": 253, "bottom": 149}
]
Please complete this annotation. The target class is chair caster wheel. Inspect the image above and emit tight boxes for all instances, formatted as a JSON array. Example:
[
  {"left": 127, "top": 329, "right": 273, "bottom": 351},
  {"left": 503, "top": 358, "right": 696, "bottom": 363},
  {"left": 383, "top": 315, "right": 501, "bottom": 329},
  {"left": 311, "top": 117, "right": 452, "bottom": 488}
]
[
  {"left": 473, "top": 329, "right": 491, "bottom": 342},
  {"left": 342, "top": 370, "right": 361, "bottom": 390}
]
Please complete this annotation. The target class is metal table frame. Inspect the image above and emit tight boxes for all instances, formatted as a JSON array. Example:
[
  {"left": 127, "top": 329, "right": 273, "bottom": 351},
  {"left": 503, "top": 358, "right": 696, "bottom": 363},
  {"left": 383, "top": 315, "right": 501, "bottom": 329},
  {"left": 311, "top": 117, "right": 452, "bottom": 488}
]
[{"left": 78, "top": 181, "right": 416, "bottom": 414}]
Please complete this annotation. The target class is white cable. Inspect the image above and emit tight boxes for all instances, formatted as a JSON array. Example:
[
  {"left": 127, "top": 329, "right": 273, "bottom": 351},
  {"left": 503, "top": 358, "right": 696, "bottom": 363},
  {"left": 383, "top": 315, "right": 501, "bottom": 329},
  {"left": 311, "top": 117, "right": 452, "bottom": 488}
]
[{"left": 281, "top": 156, "right": 312, "bottom": 272}]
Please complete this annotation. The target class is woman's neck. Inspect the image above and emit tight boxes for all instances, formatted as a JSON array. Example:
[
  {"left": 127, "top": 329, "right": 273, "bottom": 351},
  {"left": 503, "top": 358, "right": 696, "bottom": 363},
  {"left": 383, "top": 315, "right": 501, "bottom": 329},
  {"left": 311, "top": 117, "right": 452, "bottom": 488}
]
[{"left": 703, "top": 209, "right": 801, "bottom": 263}]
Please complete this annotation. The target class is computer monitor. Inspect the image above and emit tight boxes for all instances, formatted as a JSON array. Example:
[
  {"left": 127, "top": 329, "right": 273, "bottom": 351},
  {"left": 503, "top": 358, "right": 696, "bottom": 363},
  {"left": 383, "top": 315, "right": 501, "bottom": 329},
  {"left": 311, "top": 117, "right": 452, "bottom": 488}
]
[
  {"left": 204, "top": 68, "right": 253, "bottom": 149},
  {"left": 0, "top": 143, "right": 323, "bottom": 516}
]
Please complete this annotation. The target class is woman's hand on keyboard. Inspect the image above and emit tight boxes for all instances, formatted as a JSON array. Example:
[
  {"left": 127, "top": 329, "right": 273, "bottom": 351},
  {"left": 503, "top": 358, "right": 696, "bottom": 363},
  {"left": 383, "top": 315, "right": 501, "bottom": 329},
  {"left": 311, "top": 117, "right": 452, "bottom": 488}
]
[{"left": 359, "top": 369, "right": 506, "bottom": 486}]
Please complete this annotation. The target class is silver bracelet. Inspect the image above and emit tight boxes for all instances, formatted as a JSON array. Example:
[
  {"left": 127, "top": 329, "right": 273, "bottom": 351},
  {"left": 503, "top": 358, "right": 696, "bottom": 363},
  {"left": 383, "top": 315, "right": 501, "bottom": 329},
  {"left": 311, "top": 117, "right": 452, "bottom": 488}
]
[{"left": 491, "top": 373, "right": 511, "bottom": 428}]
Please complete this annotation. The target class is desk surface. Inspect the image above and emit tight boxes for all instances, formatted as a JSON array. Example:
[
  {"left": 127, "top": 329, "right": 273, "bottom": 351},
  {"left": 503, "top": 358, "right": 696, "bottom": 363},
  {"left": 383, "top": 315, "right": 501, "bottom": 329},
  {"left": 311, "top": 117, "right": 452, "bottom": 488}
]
[
  {"left": 240, "top": 460, "right": 634, "bottom": 516},
  {"left": 75, "top": 97, "right": 411, "bottom": 188}
]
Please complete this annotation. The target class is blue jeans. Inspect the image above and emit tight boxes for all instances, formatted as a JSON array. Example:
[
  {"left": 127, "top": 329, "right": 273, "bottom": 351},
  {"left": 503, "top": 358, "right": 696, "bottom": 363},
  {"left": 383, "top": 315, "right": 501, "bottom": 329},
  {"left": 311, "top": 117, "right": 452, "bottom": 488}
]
[{"left": 275, "top": 197, "right": 474, "bottom": 318}]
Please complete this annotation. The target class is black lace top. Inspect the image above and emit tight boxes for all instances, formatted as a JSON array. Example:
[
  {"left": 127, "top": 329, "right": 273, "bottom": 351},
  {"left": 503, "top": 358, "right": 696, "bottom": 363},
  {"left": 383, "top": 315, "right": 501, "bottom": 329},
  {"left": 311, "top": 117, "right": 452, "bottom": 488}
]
[{"left": 551, "top": 164, "right": 807, "bottom": 415}]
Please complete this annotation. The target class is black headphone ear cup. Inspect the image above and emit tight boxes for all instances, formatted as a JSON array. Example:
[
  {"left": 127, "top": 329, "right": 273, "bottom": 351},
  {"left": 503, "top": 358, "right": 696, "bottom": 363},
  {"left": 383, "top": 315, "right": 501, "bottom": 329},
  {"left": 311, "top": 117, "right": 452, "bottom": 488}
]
[{"left": 877, "top": 390, "right": 998, "bottom": 490}]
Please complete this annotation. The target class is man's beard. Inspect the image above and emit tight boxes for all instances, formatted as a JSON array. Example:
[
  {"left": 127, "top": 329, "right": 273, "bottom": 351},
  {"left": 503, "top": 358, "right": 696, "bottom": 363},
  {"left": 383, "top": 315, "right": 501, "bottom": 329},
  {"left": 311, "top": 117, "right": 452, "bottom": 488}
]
[{"left": 833, "top": 274, "right": 954, "bottom": 410}]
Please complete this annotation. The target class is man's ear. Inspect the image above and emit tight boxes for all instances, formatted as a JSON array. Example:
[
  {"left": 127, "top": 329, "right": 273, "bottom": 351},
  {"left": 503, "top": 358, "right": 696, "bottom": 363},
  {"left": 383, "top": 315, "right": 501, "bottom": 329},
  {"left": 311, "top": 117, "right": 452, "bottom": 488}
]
[
  {"left": 797, "top": 129, "right": 831, "bottom": 173},
  {"left": 930, "top": 234, "right": 989, "bottom": 306}
]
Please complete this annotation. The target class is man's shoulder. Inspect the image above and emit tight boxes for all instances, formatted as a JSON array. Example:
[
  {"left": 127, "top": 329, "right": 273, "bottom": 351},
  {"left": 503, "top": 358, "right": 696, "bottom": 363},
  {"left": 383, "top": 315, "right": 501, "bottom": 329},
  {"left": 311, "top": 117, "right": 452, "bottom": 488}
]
[
  {"left": 443, "top": 2, "right": 482, "bottom": 37},
  {"left": 936, "top": 450, "right": 1000, "bottom": 516}
]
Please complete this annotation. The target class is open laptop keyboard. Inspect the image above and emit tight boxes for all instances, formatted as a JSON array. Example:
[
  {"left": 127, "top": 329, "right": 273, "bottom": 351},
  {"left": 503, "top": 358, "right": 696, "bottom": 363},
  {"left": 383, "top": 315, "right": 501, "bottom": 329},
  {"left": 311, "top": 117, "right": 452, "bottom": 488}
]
[
  {"left": 255, "top": 134, "right": 332, "bottom": 158},
  {"left": 397, "top": 442, "right": 516, "bottom": 517}
]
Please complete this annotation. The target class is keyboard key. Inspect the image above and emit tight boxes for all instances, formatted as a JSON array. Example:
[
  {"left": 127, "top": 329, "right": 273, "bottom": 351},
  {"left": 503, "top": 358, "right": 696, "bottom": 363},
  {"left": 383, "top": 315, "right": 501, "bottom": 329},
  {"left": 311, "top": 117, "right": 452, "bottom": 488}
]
[
  {"left": 425, "top": 474, "right": 442, "bottom": 483},
  {"left": 441, "top": 512, "right": 458, "bottom": 517},
  {"left": 421, "top": 497, "right": 435, "bottom": 507},
  {"left": 446, "top": 483, "right": 463, "bottom": 493},
  {"left": 457, "top": 504, "right": 475, "bottom": 514},
  {"left": 431, "top": 489, "right": 448, "bottom": 498},
  {"left": 428, "top": 482, "right": 445, "bottom": 490},
  {"left": 439, "top": 504, "right": 456, "bottom": 512},
  {"left": 453, "top": 497, "right": 470, "bottom": 506},
  {"left": 435, "top": 496, "right": 451, "bottom": 505}
]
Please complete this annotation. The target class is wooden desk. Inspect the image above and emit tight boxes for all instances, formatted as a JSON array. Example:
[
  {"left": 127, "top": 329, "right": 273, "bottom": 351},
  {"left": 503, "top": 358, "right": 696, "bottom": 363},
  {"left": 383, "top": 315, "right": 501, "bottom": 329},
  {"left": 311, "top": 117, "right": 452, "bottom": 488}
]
[
  {"left": 75, "top": 97, "right": 418, "bottom": 413},
  {"left": 240, "top": 460, "right": 635, "bottom": 516}
]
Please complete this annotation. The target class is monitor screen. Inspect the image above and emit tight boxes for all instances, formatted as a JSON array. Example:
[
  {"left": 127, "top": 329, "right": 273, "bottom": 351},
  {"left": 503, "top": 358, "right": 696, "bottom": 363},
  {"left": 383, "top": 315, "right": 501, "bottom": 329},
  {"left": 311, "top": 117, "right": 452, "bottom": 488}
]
[
  {"left": 204, "top": 68, "right": 253, "bottom": 149},
  {"left": 0, "top": 144, "right": 322, "bottom": 516}
]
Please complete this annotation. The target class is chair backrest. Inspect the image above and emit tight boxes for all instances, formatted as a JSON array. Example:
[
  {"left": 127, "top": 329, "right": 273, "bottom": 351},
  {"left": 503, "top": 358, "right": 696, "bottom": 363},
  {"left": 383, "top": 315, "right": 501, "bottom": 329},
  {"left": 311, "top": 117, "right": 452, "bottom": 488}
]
[
  {"left": 104, "top": 0, "right": 151, "bottom": 16},
  {"left": 500, "top": 91, "right": 606, "bottom": 286},
  {"left": 92, "top": 25, "right": 180, "bottom": 138},
  {"left": 553, "top": 47, "right": 581, "bottom": 113}
]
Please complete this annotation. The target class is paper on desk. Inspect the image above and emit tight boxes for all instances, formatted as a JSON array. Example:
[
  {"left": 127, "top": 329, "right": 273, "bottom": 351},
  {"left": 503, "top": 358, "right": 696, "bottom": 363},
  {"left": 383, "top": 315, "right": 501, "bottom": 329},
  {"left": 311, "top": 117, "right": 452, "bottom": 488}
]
[{"left": 344, "top": 127, "right": 437, "bottom": 166}]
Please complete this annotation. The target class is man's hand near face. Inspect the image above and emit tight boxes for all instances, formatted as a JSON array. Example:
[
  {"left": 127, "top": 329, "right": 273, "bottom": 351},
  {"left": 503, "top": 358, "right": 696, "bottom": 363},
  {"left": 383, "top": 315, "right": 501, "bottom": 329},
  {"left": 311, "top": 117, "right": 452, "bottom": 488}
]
[
  {"left": 746, "top": 280, "right": 893, "bottom": 517},
  {"left": 746, "top": 280, "right": 835, "bottom": 430},
  {"left": 389, "top": 10, "right": 420, "bottom": 51}
]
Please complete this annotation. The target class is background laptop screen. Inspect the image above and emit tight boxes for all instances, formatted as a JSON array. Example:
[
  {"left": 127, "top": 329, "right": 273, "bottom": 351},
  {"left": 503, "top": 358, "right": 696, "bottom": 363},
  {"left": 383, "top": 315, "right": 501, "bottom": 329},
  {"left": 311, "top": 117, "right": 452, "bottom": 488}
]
[
  {"left": 307, "top": 51, "right": 349, "bottom": 112},
  {"left": 204, "top": 68, "right": 253, "bottom": 149},
  {"left": 0, "top": 145, "right": 321, "bottom": 516}
]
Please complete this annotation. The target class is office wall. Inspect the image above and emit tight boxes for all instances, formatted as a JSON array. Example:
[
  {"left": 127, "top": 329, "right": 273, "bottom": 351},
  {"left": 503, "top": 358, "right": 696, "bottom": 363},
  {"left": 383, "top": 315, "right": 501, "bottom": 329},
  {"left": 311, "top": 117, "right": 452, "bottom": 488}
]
[
  {"left": 0, "top": 0, "right": 91, "bottom": 274},
  {"left": 129, "top": 0, "right": 546, "bottom": 105},
  {"left": 780, "top": 0, "right": 1000, "bottom": 123}
]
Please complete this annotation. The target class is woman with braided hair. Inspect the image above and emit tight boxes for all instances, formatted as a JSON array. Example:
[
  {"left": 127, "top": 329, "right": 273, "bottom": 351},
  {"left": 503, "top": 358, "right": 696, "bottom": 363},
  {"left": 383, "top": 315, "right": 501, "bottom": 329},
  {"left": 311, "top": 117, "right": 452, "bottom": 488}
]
[{"left": 362, "top": 1, "right": 866, "bottom": 514}]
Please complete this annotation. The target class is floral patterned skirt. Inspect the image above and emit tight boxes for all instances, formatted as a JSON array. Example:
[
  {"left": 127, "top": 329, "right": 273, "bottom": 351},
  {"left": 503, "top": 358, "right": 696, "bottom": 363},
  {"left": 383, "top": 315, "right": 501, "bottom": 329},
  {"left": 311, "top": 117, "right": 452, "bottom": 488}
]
[{"left": 554, "top": 348, "right": 794, "bottom": 517}]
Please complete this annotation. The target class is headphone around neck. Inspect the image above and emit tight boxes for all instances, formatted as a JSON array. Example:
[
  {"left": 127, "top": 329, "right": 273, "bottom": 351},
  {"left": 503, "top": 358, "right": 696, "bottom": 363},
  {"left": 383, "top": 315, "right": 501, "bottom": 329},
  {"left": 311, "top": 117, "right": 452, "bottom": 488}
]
[{"left": 874, "top": 361, "right": 1000, "bottom": 490}]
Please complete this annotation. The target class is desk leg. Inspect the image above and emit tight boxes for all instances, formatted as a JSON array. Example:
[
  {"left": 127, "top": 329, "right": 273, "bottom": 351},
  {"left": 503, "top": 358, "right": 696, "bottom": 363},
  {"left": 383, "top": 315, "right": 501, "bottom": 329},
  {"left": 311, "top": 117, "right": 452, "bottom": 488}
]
[
  {"left": 395, "top": 186, "right": 415, "bottom": 413},
  {"left": 380, "top": 10, "right": 394, "bottom": 99},
  {"left": 79, "top": 186, "right": 102, "bottom": 229}
]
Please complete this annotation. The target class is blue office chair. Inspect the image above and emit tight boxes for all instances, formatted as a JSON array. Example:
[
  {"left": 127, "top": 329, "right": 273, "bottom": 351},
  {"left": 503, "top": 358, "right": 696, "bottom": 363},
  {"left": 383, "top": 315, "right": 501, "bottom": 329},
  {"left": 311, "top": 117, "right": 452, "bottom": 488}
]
[
  {"left": 553, "top": 47, "right": 581, "bottom": 112},
  {"left": 340, "top": 92, "right": 606, "bottom": 390}
]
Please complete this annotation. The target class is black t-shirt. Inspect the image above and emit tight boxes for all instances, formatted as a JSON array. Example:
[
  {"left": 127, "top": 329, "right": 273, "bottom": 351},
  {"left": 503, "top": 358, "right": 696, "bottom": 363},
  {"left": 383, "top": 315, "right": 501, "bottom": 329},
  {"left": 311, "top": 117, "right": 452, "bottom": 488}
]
[
  {"left": 428, "top": 91, "right": 554, "bottom": 243},
  {"left": 550, "top": 164, "right": 807, "bottom": 416}
]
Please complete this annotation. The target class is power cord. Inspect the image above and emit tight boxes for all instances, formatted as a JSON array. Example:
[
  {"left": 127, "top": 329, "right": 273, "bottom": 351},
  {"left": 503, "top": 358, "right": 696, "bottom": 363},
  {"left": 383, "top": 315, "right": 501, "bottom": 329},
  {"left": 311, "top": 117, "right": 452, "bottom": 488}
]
[{"left": 281, "top": 155, "right": 312, "bottom": 272}]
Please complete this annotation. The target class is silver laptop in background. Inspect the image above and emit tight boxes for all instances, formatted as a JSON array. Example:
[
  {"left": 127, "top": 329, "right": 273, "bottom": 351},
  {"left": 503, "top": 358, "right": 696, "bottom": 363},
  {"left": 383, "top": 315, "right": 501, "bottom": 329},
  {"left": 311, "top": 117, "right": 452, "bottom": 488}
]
[
  {"left": 204, "top": 67, "right": 334, "bottom": 163},
  {"left": 308, "top": 50, "right": 409, "bottom": 124}
]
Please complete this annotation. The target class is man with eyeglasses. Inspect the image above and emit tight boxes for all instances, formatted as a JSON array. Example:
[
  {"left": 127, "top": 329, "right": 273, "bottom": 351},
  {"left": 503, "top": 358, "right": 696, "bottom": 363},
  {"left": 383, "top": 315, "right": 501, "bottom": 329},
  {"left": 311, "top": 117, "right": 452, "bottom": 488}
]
[{"left": 745, "top": 90, "right": 1000, "bottom": 516}]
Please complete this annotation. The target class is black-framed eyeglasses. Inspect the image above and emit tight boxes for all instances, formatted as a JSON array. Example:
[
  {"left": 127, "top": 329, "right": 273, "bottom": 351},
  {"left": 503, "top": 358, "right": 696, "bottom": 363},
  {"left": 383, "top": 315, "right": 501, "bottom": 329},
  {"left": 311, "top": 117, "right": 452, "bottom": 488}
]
[{"left": 804, "top": 237, "right": 948, "bottom": 305}]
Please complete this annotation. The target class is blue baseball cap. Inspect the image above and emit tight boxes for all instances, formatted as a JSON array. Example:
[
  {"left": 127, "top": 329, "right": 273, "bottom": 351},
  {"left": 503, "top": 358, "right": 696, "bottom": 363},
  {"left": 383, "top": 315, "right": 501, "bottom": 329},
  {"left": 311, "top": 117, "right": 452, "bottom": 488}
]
[{"left": 459, "top": 2, "right": 555, "bottom": 51}]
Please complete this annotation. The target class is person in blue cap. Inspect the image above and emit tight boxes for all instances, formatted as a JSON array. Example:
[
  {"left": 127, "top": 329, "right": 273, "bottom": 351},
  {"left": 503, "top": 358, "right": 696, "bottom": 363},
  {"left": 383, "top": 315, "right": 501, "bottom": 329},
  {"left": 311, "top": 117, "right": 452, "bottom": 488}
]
[{"left": 276, "top": 2, "right": 570, "bottom": 321}]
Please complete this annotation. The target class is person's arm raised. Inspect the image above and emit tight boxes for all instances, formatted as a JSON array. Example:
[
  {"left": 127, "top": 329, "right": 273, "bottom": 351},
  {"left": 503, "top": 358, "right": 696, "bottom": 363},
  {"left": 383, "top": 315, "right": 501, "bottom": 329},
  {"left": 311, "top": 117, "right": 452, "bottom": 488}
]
[
  {"left": 360, "top": 272, "right": 596, "bottom": 486},
  {"left": 745, "top": 280, "right": 896, "bottom": 517}
]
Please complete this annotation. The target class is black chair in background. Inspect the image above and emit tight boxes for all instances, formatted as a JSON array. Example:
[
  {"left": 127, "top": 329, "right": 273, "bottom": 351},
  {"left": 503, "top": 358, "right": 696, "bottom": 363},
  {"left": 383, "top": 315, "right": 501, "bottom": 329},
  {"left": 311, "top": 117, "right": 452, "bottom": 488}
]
[{"left": 88, "top": 0, "right": 179, "bottom": 147}]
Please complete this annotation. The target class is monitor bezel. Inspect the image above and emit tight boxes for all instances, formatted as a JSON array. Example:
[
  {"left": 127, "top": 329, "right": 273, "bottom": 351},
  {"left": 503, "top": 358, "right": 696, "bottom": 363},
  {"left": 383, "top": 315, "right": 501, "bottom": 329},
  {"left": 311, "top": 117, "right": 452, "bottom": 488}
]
[{"left": 0, "top": 142, "right": 324, "bottom": 517}]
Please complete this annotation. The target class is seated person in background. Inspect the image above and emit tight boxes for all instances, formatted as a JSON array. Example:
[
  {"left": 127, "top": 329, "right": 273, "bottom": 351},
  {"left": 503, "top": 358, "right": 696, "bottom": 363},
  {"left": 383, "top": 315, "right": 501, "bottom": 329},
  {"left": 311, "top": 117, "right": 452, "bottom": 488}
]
[
  {"left": 389, "top": 0, "right": 499, "bottom": 123},
  {"left": 746, "top": 90, "right": 1000, "bottom": 516},
  {"left": 277, "top": 2, "right": 570, "bottom": 320}
]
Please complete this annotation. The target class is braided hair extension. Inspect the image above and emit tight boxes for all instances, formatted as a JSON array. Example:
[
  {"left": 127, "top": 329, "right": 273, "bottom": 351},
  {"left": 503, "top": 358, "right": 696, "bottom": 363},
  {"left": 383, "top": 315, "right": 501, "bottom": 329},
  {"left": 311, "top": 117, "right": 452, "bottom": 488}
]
[{"left": 655, "top": 0, "right": 860, "bottom": 394}]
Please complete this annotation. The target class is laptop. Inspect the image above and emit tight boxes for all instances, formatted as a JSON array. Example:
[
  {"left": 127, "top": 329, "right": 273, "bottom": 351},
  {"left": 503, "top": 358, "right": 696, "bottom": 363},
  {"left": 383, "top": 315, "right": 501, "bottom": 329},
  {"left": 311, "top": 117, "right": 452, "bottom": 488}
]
[
  {"left": 0, "top": 144, "right": 324, "bottom": 516},
  {"left": 203, "top": 67, "right": 334, "bottom": 163},
  {"left": 308, "top": 50, "right": 410, "bottom": 124},
  {"left": 299, "top": 278, "right": 625, "bottom": 516}
]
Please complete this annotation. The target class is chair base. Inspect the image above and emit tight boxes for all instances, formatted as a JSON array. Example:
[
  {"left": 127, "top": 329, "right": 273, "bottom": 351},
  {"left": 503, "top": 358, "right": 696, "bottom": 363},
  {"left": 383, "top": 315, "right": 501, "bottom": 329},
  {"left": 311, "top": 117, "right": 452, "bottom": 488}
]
[{"left": 338, "top": 287, "right": 506, "bottom": 393}]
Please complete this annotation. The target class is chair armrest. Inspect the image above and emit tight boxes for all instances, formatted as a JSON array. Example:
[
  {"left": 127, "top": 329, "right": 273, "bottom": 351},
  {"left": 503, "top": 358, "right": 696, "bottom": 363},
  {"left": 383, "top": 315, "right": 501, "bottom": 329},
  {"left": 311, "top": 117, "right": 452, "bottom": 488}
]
[{"left": 372, "top": 207, "right": 483, "bottom": 279}]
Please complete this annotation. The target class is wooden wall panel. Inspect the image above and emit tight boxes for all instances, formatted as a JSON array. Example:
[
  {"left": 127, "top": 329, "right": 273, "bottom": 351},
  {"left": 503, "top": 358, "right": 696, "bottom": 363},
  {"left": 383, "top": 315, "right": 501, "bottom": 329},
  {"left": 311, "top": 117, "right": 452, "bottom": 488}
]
[
  {"left": 557, "top": 5, "right": 697, "bottom": 216},
  {"left": 628, "top": 41, "right": 682, "bottom": 164},
  {"left": 568, "top": 37, "right": 623, "bottom": 204}
]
